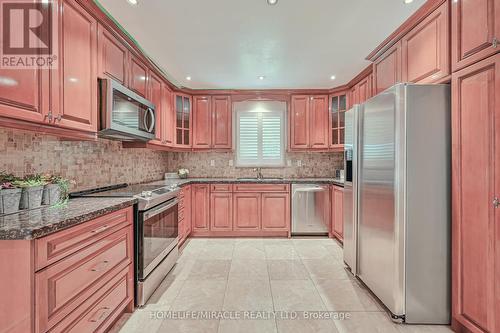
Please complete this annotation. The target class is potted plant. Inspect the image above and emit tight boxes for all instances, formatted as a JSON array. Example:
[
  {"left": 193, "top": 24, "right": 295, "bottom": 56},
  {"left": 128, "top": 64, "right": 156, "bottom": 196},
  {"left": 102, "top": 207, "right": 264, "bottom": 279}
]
[
  {"left": 14, "top": 174, "right": 47, "bottom": 210},
  {"left": 0, "top": 172, "right": 22, "bottom": 215},
  {"left": 178, "top": 168, "right": 189, "bottom": 179},
  {"left": 42, "top": 174, "right": 71, "bottom": 205}
]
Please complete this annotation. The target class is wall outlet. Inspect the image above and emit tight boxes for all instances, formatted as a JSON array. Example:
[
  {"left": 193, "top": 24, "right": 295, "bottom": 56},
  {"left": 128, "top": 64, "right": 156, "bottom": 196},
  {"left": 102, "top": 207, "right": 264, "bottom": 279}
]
[
  {"left": 229, "top": 160, "right": 234, "bottom": 166},
  {"left": 297, "top": 160, "right": 302, "bottom": 167},
  {"left": 210, "top": 160, "right": 215, "bottom": 167},
  {"left": 287, "top": 159, "right": 292, "bottom": 167}
]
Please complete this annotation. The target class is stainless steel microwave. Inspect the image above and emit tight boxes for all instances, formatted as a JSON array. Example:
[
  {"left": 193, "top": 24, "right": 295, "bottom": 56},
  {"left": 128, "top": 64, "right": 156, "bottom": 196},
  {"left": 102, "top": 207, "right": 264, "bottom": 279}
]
[{"left": 98, "top": 78, "right": 156, "bottom": 141}]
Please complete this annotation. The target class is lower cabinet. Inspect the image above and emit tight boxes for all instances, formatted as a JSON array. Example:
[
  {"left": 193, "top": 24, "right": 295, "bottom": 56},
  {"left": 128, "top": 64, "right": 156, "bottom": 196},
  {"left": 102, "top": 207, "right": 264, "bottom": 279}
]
[
  {"left": 191, "top": 184, "right": 210, "bottom": 231},
  {"left": 178, "top": 185, "right": 192, "bottom": 246},
  {"left": 233, "top": 193, "right": 261, "bottom": 231},
  {"left": 0, "top": 207, "right": 135, "bottom": 333},
  {"left": 210, "top": 192, "right": 233, "bottom": 231},
  {"left": 331, "top": 185, "right": 344, "bottom": 241},
  {"left": 261, "top": 193, "right": 290, "bottom": 231},
  {"left": 189, "top": 183, "right": 291, "bottom": 236}
]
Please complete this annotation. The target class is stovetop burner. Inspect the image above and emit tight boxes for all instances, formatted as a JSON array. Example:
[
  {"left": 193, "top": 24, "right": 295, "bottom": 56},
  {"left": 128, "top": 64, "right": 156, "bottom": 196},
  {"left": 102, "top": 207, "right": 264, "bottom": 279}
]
[{"left": 71, "top": 183, "right": 180, "bottom": 211}]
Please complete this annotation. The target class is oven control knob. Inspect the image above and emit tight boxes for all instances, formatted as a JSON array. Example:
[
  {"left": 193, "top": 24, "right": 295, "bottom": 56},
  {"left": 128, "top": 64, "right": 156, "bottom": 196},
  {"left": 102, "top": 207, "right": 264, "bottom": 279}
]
[{"left": 141, "top": 191, "right": 153, "bottom": 198}]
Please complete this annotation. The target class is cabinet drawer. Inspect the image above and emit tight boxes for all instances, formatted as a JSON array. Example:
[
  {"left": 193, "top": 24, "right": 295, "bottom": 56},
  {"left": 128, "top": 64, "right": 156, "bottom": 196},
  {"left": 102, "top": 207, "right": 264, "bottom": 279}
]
[
  {"left": 234, "top": 184, "right": 289, "bottom": 192},
  {"left": 49, "top": 267, "right": 132, "bottom": 333},
  {"left": 36, "top": 225, "right": 133, "bottom": 333},
  {"left": 35, "top": 207, "right": 133, "bottom": 271},
  {"left": 211, "top": 184, "right": 233, "bottom": 192}
]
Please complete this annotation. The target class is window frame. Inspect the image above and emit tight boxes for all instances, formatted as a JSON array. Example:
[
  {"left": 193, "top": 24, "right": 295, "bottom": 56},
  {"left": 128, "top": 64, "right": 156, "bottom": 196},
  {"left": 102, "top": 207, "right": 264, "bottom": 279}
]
[{"left": 233, "top": 101, "right": 287, "bottom": 168}]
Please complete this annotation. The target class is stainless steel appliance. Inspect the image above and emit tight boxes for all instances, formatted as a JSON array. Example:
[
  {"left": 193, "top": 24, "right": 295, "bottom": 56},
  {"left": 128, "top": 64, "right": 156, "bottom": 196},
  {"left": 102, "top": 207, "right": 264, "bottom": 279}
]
[
  {"left": 71, "top": 182, "right": 180, "bottom": 307},
  {"left": 352, "top": 83, "right": 451, "bottom": 324},
  {"left": 291, "top": 184, "right": 330, "bottom": 235},
  {"left": 343, "top": 104, "right": 361, "bottom": 275},
  {"left": 98, "top": 78, "right": 156, "bottom": 141}
]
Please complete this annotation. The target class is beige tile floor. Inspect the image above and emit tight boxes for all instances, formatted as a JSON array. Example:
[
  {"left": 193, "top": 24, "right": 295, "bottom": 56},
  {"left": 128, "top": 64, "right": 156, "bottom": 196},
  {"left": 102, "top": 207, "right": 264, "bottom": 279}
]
[{"left": 110, "top": 238, "right": 453, "bottom": 333}]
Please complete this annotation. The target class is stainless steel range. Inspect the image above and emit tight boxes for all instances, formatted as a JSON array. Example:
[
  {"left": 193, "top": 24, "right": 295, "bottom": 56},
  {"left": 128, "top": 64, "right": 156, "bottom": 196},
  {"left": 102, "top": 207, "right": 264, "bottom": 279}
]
[{"left": 71, "top": 183, "right": 180, "bottom": 306}]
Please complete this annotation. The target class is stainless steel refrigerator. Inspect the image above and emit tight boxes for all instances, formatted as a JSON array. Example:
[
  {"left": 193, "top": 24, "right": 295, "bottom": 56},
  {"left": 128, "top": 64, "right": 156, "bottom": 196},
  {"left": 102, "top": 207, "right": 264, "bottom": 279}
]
[{"left": 344, "top": 83, "right": 451, "bottom": 324}]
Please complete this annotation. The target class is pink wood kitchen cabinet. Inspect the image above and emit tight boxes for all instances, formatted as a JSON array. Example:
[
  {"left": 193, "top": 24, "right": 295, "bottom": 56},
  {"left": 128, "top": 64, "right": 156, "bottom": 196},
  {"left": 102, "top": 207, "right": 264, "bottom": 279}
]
[
  {"left": 451, "top": 0, "right": 500, "bottom": 71},
  {"left": 261, "top": 192, "right": 290, "bottom": 231},
  {"left": 178, "top": 185, "right": 192, "bottom": 246},
  {"left": 193, "top": 96, "right": 212, "bottom": 148},
  {"left": 210, "top": 192, "right": 233, "bottom": 231},
  {"left": 290, "top": 95, "right": 329, "bottom": 150},
  {"left": 191, "top": 184, "right": 210, "bottom": 232},
  {"left": 331, "top": 185, "right": 344, "bottom": 241},
  {"left": 97, "top": 23, "right": 129, "bottom": 85},
  {"left": 233, "top": 192, "right": 262, "bottom": 231},
  {"left": 148, "top": 72, "right": 164, "bottom": 146},
  {"left": 373, "top": 41, "right": 402, "bottom": 95},
  {"left": 402, "top": 0, "right": 450, "bottom": 83},
  {"left": 192, "top": 95, "right": 232, "bottom": 150},
  {"left": 128, "top": 54, "right": 149, "bottom": 98},
  {"left": 451, "top": 54, "right": 499, "bottom": 333},
  {"left": 57, "top": 0, "right": 98, "bottom": 133},
  {"left": 0, "top": 207, "right": 134, "bottom": 333}
]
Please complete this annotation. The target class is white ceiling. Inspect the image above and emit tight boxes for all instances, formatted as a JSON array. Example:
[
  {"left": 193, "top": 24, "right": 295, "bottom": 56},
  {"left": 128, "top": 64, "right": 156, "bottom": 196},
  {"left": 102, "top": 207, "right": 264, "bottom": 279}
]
[{"left": 97, "top": 0, "right": 425, "bottom": 90}]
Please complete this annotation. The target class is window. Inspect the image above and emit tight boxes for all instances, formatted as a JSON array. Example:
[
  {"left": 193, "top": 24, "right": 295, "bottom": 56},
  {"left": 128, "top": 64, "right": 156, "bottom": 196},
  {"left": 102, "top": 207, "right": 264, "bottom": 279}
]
[{"left": 234, "top": 101, "right": 286, "bottom": 167}]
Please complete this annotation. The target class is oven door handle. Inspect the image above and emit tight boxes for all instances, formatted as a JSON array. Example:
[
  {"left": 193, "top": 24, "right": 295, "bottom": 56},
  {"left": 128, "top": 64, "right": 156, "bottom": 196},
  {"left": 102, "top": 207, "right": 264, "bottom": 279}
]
[{"left": 143, "top": 199, "right": 178, "bottom": 220}]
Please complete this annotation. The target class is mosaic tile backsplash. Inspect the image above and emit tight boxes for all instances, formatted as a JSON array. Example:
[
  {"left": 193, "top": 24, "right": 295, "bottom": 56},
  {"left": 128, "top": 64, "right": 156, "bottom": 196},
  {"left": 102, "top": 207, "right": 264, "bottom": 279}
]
[
  {"left": 167, "top": 151, "right": 344, "bottom": 178},
  {"left": 0, "top": 127, "right": 343, "bottom": 191},
  {"left": 0, "top": 128, "right": 169, "bottom": 192}
]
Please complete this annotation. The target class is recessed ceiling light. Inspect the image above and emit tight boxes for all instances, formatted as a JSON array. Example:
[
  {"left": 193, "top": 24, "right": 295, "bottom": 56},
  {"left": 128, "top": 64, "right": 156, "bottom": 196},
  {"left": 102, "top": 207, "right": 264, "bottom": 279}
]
[
  {"left": 267, "top": 0, "right": 278, "bottom": 5},
  {"left": 258, "top": 76, "right": 265, "bottom": 80},
  {"left": 403, "top": 0, "right": 414, "bottom": 3},
  {"left": 127, "top": 0, "right": 138, "bottom": 5},
  {"left": 330, "top": 75, "right": 336, "bottom": 80},
  {"left": 186, "top": 76, "right": 192, "bottom": 81}
]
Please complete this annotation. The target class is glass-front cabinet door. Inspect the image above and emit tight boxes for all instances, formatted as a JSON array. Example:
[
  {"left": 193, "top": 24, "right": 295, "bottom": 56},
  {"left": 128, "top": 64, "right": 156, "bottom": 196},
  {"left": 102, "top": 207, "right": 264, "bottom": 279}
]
[
  {"left": 330, "top": 93, "right": 347, "bottom": 149},
  {"left": 175, "top": 94, "right": 192, "bottom": 146}
]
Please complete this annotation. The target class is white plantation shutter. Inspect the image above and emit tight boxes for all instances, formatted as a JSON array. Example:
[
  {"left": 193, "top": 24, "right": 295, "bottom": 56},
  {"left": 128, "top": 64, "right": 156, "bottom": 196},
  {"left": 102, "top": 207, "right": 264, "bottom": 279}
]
[{"left": 235, "top": 101, "right": 285, "bottom": 167}]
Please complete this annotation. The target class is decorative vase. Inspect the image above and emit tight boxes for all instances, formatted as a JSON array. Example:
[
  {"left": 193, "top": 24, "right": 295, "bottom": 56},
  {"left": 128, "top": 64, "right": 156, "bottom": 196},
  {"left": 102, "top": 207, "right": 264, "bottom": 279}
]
[
  {"left": 42, "top": 184, "right": 61, "bottom": 205},
  {"left": 19, "top": 186, "right": 44, "bottom": 210},
  {"left": 0, "top": 188, "right": 22, "bottom": 215}
]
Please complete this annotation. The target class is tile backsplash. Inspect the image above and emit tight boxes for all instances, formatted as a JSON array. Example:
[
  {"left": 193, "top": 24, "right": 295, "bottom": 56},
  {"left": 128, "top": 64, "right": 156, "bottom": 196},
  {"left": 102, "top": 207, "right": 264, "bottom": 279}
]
[
  {"left": 0, "top": 128, "right": 343, "bottom": 191},
  {"left": 0, "top": 128, "right": 169, "bottom": 191},
  {"left": 167, "top": 151, "right": 343, "bottom": 178}
]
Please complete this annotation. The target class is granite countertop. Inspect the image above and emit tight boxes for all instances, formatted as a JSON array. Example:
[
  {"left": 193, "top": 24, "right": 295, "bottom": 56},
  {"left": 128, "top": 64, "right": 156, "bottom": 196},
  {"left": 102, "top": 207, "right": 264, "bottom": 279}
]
[
  {"left": 148, "top": 177, "right": 345, "bottom": 187},
  {"left": 0, "top": 197, "right": 137, "bottom": 240}
]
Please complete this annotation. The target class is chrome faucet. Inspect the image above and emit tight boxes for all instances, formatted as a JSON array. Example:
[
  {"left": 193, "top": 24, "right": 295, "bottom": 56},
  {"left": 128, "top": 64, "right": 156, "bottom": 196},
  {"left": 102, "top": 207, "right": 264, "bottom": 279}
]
[{"left": 253, "top": 167, "right": 264, "bottom": 180}]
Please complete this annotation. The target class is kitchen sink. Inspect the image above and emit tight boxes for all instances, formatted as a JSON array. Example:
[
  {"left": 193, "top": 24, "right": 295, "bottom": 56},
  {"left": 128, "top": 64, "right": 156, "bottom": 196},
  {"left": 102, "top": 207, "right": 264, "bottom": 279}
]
[{"left": 236, "top": 177, "right": 284, "bottom": 181}]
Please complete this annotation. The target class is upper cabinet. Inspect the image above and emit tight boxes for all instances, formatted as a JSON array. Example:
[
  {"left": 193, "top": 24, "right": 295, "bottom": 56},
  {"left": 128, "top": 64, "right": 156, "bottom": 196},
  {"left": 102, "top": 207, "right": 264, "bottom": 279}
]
[
  {"left": 452, "top": 0, "right": 500, "bottom": 71},
  {"left": 161, "top": 83, "right": 174, "bottom": 146},
  {"left": 373, "top": 41, "right": 402, "bottom": 95},
  {"left": 193, "top": 95, "right": 232, "bottom": 149},
  {"left": 97, "top": 24, "right": 128, "bottom": 85},
  {"left": 290, "top": 95, "right": 310, "bottom": 149},
  {"left": 175, "top": 94, "right": 192, "bottom": 147},
  {"left": 148, "top": 72, "right": 163, "bottom": 145},
  {"left": 57, "top": 0, "right": 98, "bottom": 133},
  {"left": 290, "top": 95, "right": 329, "bottom": 150},
  {"left": 402, "top": 1, "right": 450, "bottom": 83},
  {"left": 330, "top": 92, "right": 347, "bottom": 148},
  {"left": 129, "top": 55, "right": 148, "bottom": 97},
  {"left": 211, "top": 96, "right": 232, "bottom": 149},
  {"left": 0, "top": 65, "right": 49, "bottom": 125},
  {"left": 309, "top": 95, "right": 329, "bottom": 149},
  {"left": 193, "top": 96, "right": 212, "bottom": 149}
]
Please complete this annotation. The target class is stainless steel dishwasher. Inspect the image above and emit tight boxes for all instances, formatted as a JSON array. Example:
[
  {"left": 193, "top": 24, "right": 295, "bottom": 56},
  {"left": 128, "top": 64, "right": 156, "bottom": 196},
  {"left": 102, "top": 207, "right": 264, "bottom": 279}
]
[{"left": 291, "top": 184, "right": 330, "bottom": 235}]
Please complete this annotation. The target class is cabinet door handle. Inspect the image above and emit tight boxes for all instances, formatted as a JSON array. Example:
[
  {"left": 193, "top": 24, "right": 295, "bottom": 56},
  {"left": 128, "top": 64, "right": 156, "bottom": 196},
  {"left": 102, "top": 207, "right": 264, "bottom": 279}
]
[
  {"left": 493, "top": 197, "right": 499, "bottom": 208},
  {"left": 88, "top": 307, "right": 110, "bottom": 323},
  {"left": 91, "top": 225, "right": 109, "bottom": 234},
  {"left": 90, "top": 260, "right": 109, "bottom": 272},
  {"left": 56, "top": 114, "right": 62, "bottom": 122},
  {"left": 45, "top": 111, "right": 53, "bottom": 122},
  {"left": 493, "top": 37, "right": 498, "bottom": 49}
]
